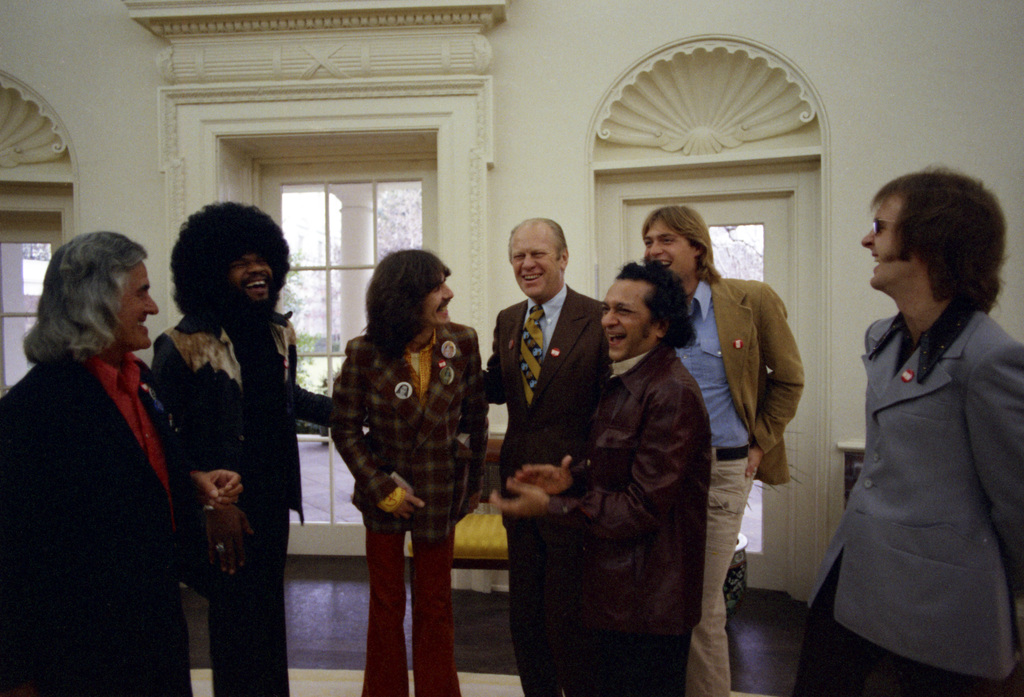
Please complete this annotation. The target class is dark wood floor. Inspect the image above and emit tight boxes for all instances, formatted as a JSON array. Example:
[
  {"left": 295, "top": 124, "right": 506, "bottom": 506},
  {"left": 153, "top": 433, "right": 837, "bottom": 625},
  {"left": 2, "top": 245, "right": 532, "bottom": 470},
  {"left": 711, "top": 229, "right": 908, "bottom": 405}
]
[{"left": 183, "top": 555, "right": 808, "bottom": 697}]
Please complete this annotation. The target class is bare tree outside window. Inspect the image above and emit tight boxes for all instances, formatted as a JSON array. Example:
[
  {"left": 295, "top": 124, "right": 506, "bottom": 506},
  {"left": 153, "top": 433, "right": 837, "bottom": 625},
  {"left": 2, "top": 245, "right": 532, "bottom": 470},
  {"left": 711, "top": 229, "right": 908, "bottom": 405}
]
[
  {"left": 710, "top": 224, "right": 763, "bottom": 281},
  {"left": 376, "top": 182, "right": 423, "bottom": 260}
]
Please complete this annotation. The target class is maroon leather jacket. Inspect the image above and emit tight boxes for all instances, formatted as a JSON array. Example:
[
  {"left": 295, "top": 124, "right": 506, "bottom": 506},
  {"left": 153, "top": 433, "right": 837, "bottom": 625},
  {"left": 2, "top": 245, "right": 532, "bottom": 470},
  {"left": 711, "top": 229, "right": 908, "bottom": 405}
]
[{"left": 550, "top": 342, "right": 711, "bottom": 634}]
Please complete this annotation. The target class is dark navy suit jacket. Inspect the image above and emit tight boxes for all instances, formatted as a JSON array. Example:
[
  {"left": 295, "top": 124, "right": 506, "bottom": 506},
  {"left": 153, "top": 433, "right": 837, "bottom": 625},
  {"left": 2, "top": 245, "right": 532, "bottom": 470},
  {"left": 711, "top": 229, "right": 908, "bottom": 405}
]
[{"left": 0, "top": 359, "right": 200, "bottom": 696}]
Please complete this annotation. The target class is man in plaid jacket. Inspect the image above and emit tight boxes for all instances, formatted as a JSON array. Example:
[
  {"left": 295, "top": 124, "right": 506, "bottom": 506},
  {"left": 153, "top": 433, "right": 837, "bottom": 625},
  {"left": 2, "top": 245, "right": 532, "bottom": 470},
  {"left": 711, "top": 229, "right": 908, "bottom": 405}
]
[{"left": 331, "top": 249, "right": 488, "bottom": 697}]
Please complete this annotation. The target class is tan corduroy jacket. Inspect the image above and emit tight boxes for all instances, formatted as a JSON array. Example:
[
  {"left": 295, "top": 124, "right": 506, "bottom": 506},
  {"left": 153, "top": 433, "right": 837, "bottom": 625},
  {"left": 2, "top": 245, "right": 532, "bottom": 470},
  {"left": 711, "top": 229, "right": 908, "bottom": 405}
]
[{"left": 709, "top": 278, "right": 803, "bottom": 485}]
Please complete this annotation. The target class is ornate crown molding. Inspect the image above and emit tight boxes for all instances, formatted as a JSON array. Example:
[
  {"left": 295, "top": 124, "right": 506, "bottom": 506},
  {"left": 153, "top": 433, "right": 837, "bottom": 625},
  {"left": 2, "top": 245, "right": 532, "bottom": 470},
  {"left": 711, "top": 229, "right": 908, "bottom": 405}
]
[
  {"left": 596, "top": 38, "right": 818, "bottom": 157},
  {"left": 125, "top": 1, "right": 506, "bottom": 83},
  {"left": 153, "top": 34, "right": 493, "bottom": 83},
  {"left": 157, "top": 76, "right": 492, "bottom": 178},
  {"left": 157, "top": 74, "right": 492, "bottom": 329},
  {"left": 0, "top": 75, "right": 69, "bottom": 168}
]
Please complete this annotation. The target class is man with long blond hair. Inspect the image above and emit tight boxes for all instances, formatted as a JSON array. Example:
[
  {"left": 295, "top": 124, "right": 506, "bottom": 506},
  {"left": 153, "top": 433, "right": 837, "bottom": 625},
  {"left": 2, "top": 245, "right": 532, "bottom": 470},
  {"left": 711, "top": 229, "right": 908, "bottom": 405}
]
[{"left": 643, "top": 204, "right": 803, "bottom": 697}]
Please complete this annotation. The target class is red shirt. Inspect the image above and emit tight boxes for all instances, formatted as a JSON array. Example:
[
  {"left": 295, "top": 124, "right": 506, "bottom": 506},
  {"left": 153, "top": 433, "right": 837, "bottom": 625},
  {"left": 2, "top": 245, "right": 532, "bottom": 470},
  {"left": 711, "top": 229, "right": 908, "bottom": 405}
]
[{"left": 85, "top": 354, "right": 174, "bottom": 526}]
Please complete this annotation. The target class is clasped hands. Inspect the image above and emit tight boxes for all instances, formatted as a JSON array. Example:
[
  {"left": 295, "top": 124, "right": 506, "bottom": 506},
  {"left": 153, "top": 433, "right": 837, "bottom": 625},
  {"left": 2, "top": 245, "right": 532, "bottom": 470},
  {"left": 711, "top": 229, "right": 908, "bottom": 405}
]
[
  {"left": 188, "top": 469, "right": 252, "bottom": 575},
  {"left": 488, "top": 455, "right": 574, "bottom": 518},
  {"left": 190, "top": 468, "right": 243, "bottom": 509}
]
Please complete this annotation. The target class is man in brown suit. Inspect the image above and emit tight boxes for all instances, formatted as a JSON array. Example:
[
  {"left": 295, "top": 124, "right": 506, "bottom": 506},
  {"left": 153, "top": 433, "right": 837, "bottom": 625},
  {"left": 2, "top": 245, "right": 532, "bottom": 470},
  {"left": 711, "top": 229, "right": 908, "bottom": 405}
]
[
  {"left": 490, "top": 259, "right": 712, "bottom": 697},
  {"left": 484, "top": 218, "right": 610, "bottom": 697}
]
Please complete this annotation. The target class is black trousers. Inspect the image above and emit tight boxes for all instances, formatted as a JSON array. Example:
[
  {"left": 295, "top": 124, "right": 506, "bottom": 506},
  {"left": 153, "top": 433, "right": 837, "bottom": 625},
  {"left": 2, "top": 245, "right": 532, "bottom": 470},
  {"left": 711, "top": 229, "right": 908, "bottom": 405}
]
[
  {"left": 506, "top": 517, "right": 595, "bottom": 697},
  {"left": 208, "top": 506, "right": 291, "bottom": 697},
  {"left": 792, "top": 556, "right": 992, "bottom": 697},
  {"left": 593, "top": 628, "right": 691, "bottom": 697}
]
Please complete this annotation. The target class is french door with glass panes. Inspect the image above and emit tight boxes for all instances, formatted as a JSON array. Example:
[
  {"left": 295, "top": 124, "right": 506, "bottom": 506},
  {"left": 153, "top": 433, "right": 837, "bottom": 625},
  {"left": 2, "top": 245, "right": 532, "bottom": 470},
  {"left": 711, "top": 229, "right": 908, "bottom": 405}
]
[
  {"left": 595, "top": 162, "right": 822, "bottom": 596},
  {"left": 260, "top": 163, "right": 438, "bottom": 555},
  {"left": 0, "top": 210, "right": 62, "bottom": 396}
]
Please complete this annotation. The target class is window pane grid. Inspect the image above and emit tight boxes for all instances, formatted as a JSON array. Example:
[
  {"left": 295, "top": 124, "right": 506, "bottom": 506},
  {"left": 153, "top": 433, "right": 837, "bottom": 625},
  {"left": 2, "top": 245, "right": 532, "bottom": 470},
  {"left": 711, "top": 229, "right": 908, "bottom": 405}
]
[
  {"left": 1, "top": 242, "right": 53, "bottom": 392},
  {"left": 282, "top": 179, "right": 422, "bottom": 525}
]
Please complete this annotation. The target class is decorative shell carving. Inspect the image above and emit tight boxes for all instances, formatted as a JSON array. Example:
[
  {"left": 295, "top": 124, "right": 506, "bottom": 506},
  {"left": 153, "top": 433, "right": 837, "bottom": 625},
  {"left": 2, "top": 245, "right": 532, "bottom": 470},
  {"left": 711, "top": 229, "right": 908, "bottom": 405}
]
[
  {"left": 598, "top": 46, "right": 815, "bottom": 156},
  {"left": 0, "top": 86, "right": 67, "bottom": 168}
]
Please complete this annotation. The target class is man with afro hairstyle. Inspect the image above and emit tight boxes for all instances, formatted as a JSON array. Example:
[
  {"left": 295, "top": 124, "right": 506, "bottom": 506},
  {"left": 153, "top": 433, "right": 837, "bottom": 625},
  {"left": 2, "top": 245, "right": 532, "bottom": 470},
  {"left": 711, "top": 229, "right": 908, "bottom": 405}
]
[{"left": 153, "top": 201, "right": 332, "bottom": 697}]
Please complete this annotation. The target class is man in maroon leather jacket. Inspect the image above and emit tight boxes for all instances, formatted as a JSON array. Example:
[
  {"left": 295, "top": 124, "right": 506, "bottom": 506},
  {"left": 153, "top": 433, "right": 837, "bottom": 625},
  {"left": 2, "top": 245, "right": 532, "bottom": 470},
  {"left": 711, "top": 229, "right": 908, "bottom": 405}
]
[{"left": 491, "top": 260, "right": 712, "bottom": 697}]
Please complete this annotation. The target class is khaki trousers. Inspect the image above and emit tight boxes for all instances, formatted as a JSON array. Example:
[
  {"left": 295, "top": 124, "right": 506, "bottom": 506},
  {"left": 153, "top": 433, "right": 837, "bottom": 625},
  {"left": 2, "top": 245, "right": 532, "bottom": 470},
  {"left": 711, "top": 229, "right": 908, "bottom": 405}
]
[{"left": 685, "top": 452, "right": 754, "bottom": 697}]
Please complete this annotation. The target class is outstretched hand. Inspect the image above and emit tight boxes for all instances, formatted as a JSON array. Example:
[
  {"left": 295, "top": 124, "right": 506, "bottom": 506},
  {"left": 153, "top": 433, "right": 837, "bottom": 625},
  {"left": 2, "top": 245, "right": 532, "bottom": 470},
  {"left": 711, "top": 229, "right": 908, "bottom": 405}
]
[
  {"left": 488, "top": 477, "right": 550, "bottom": 518},
  {"left": 515, "top": 455, "right": 573, "bottom": 494}
]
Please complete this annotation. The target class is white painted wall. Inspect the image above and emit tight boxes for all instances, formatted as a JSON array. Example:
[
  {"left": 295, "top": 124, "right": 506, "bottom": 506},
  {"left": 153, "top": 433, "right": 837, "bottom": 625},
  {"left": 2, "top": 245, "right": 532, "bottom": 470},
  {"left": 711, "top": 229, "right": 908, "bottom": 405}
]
[{"left": 3, "top": 0, "right": 1024, "bottom": 581}]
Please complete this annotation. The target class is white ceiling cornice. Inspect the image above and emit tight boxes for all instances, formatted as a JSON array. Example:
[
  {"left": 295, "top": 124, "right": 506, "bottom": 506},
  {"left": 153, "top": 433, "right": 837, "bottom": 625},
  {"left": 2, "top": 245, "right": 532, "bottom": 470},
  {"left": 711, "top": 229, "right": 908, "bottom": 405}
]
[
  {"left": 124, "top": 0, "right": 507, "bottom": 83},
  {"left": 124, "top": 1, "right": 508, "bottom": 37}
]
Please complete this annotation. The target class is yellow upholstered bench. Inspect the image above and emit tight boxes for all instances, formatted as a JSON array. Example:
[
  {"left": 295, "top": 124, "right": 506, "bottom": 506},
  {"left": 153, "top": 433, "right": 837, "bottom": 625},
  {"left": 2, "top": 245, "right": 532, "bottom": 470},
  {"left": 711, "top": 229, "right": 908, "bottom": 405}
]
[
  {"left": 409, "top": 439, "right": 509, "bottom": 570},
  {"left": 407, "top": 513, "right": 508, "bottom": 570},
  {"left": 451, "top": 440, "right": 509, "bottom": 569},
  {"left": 451, "top": 512, "right": 508, "bottom": 569}
]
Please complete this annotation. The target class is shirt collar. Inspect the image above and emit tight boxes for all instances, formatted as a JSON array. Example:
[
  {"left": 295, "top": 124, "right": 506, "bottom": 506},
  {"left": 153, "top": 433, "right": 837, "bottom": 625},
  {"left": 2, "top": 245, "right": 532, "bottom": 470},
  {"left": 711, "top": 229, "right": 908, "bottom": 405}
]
[
  {"left": 535, "top": 283, "right": 568, "bottom": 315},
  {"left": 611, "top": 348, "right": 651, "bottom": 377},
  {"left": 868, "top": 296, "right": 976, "bottom": 382},
  {"left": 85, "top": 352, "right": 142, "bottom": 393},
  {"left": 406, "top": 330, "right": 437, "bottom": 359},
  {"left": 690, "top": 280, "right": 712, "bottom": 321}
]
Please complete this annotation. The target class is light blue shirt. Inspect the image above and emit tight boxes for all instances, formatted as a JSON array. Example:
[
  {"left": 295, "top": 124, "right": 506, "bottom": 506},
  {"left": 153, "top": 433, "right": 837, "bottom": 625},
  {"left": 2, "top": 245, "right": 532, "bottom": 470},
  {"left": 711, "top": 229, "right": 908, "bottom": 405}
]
[
  {"left": 677, "top": 281, "right": 748, "bottom": 449},
  {"left": 522, "top": 283, "right": 566, "bottom": 362}
]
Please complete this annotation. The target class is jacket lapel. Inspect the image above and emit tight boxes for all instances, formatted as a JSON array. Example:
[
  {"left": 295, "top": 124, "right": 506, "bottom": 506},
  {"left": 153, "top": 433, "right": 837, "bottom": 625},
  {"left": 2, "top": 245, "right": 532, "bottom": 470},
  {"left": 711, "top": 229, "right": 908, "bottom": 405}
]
[
  {"left": 369, "top": 350, "right": 423, "bottom": 431},
  {"left": 530, "top": 289, "right": 586, "bottom": 404},
  {"left": 863, "top": 322, "right": 961, "bottom": 414},
  {"left": 366, "top": 328, "right": 461, "bottom": 447},
  {"left": 710, "top": 282, "right": 754, "bottom": 392},
  {"left": 415, "top": 326, "right": 458, "bottom": 446},
  {"left": 505, "top": 301, "right": 531, "bottom": 412},
  {"left": 73, "top": 364, "right": 167, "bottom": 495}
]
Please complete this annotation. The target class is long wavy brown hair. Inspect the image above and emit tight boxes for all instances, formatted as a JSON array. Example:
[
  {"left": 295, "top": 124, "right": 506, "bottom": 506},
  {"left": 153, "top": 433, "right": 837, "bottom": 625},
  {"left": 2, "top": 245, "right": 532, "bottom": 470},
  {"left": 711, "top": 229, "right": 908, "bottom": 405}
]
[{"left": 365, "top": 249, "right": 450, "bottom": 359}]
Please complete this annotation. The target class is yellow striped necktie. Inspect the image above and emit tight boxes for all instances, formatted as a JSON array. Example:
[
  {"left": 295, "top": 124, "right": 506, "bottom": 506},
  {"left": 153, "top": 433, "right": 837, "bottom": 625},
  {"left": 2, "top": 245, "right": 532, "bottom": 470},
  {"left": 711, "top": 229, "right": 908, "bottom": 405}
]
[{"left": 520, "top": 305, "right": 544, "bottom": 404}]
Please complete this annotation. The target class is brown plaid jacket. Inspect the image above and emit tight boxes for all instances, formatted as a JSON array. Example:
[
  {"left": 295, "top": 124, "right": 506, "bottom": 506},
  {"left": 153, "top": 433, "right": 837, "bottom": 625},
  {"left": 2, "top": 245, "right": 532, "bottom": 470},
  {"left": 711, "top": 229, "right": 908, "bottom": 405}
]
[{"left": 331, "top": 323, "right": 488, "bottom": 542}]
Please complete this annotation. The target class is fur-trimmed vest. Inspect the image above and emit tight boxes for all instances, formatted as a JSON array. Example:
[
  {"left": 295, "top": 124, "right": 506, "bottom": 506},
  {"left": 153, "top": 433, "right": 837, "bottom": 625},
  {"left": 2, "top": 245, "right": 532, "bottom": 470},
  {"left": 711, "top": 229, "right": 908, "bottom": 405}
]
[{"left": 152, "top": 313, "right": 331, "bottom": 519}]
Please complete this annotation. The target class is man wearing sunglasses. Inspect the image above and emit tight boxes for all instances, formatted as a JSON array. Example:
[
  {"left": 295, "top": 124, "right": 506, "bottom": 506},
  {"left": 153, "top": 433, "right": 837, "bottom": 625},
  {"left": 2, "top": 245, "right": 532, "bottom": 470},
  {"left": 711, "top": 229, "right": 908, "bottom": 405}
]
[{"left": 793, "top": 169, "right": 1024, "bottom": 695}]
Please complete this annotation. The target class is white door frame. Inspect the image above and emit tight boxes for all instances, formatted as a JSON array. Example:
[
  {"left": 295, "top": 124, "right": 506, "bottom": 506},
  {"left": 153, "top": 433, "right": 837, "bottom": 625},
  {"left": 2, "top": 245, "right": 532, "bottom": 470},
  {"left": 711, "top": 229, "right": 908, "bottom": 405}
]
[{"left": 594, "top": 160, "right": 826, "bottom": 600}]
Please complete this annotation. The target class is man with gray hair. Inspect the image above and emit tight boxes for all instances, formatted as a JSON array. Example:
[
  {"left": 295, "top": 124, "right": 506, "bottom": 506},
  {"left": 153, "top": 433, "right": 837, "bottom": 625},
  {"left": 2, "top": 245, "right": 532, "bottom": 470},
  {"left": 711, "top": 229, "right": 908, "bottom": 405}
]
[
  {"left": 484, "top": 218, "right": 610, "bottom": 697},
  {"left": 0, "top": 232, "right": 240, "bottom": 697}
]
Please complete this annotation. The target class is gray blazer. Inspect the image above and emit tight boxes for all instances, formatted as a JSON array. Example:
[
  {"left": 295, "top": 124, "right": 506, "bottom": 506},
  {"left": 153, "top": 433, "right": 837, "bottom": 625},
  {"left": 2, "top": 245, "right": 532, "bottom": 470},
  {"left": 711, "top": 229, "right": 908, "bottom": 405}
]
[{"left": 811, "top": 311, "right": 1024, "bottom": 679}]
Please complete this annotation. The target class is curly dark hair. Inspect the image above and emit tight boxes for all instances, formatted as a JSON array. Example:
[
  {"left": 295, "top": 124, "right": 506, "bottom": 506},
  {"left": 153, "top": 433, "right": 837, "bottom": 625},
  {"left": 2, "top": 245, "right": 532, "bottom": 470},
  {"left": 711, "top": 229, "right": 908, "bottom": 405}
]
[
  {"left": 872, "top": 167, "right": 1005, "bottom": 312},
  {"left": 365, "top": 249, "right": 450, "bottom": 359},
  {"left": 615, "top": 260, "right": 694, "bottom": 348},
  {"left": 170, "top": 202, "right": 290, "bottom": 317}
]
